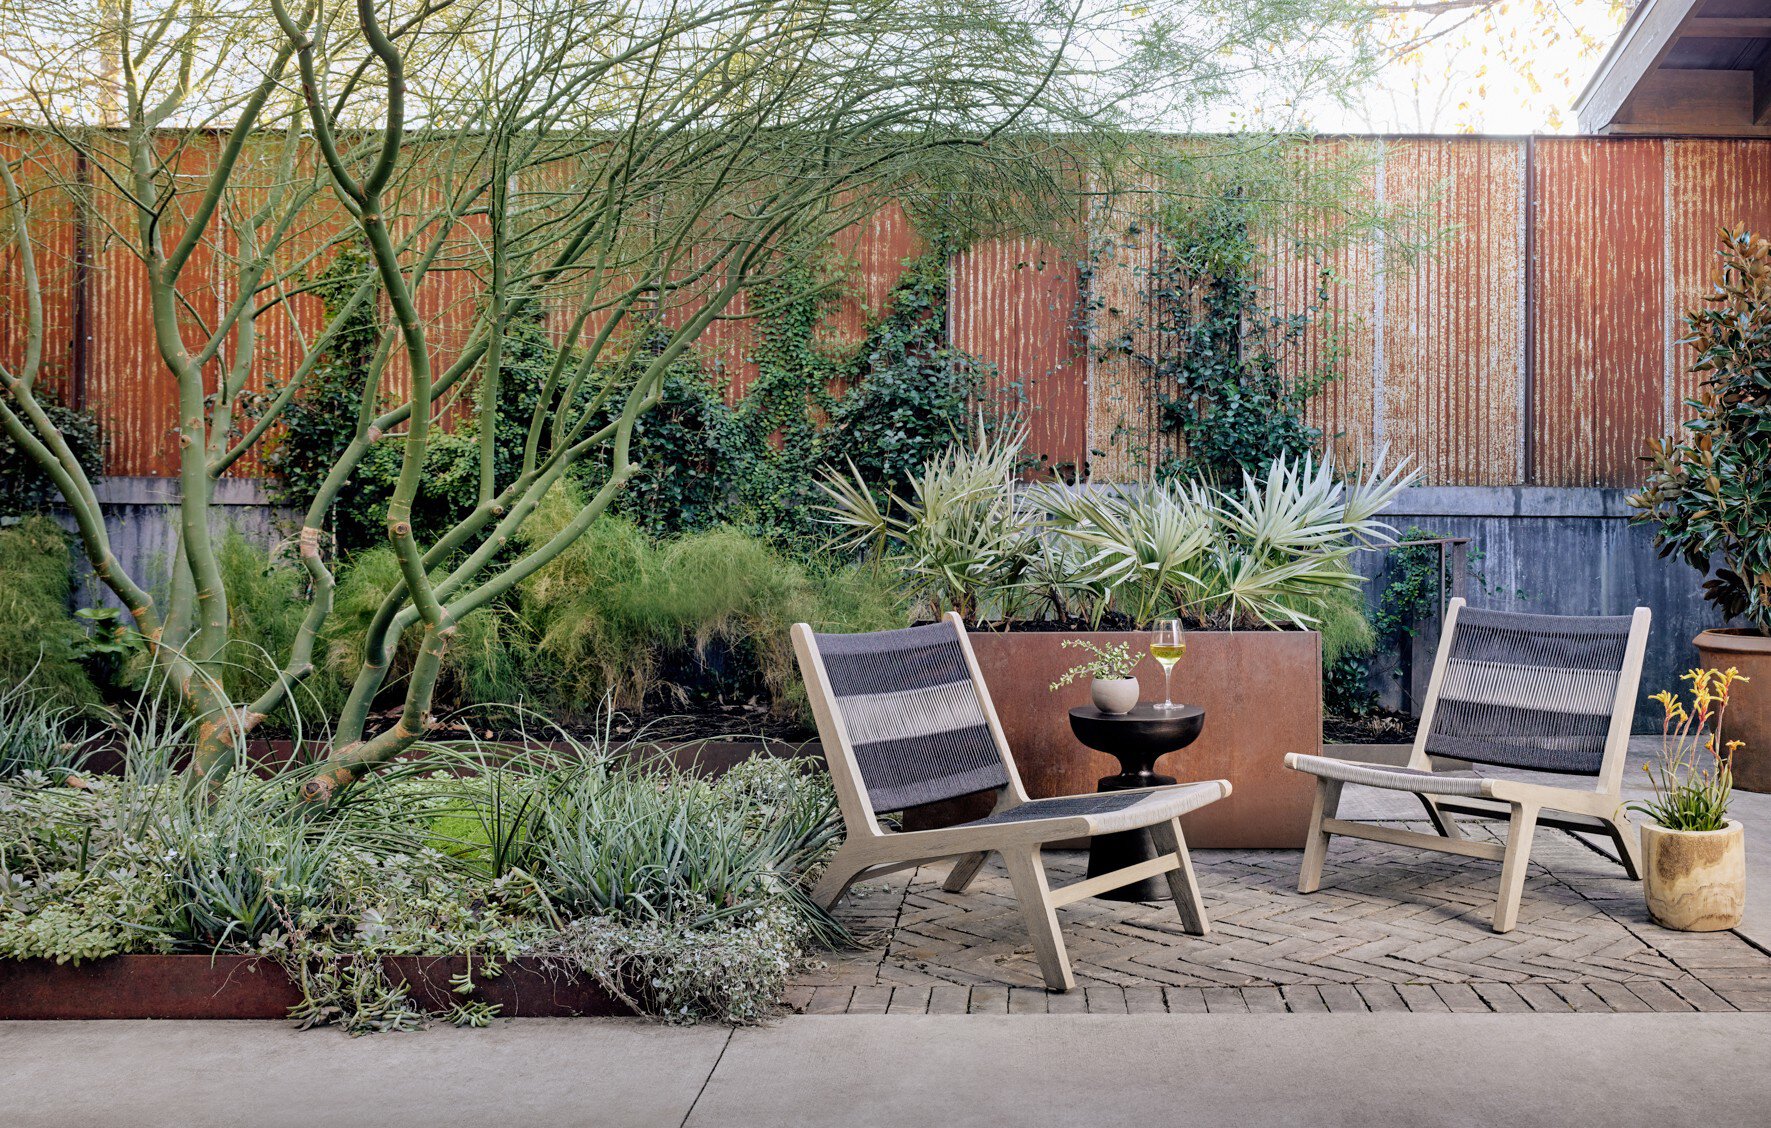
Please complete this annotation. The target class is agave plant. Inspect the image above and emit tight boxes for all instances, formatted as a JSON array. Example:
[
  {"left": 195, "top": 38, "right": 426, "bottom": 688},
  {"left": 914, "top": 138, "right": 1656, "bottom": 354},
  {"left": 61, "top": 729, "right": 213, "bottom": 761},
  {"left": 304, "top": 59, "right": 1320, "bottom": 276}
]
[
  {"left": 818, "top": 423, "right": 1040, "bottom": 622},
  {"left": 825, "top": 423, "right": 1416, "bottom": 631}
]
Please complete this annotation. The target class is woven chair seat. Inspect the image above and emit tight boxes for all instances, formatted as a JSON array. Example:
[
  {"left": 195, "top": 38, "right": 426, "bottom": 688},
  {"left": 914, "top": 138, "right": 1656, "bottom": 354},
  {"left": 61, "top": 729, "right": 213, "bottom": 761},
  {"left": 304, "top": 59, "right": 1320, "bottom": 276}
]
[
  {"left": 962, "top": 781, "right": 1230, "bottom": 836},
  {"left": 1286, "top": 754, "right": 1491, "bottom": 798}
]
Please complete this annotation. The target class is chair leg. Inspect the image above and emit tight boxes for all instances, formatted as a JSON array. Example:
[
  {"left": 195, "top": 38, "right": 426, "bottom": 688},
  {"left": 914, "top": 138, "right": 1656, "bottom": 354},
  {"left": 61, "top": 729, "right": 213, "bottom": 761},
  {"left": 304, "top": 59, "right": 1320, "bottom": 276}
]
[
  {"left": 811, "top": 843, "right": 871, "bottom": 911},
  {"left": 942, "top": 851, "right": 990, "bottom": 893},
  {"left": 1419, "top": 795, "right": 1465, "bottom": 840},
  {"left": 1492, "top": 803, "right": 1541, "bottom": 933},
  {"left": 1001, "top": 848, "right": 1075, "bottom": 992},
  {"left": 1605, "top": 814, "right": 1643, "bottom": 881},
  {"left": 1148, "top": 817, "right": 1210, "bottom": 936},
  {"left": 1298, "top": 777, "right": 1344, "bottom": 894}
]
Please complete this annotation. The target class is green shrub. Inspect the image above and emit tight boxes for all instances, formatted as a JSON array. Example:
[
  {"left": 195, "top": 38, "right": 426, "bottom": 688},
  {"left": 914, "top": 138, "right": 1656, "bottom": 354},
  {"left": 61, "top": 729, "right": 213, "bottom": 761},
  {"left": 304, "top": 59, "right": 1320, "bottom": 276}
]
[
  {"left": 1317, "top": 588, "right": 1377, "bottom": 717},
  {"left": 519, "top": 485, "right": 905, "bottom": 715},
  {"left": 0, "top": 400, "right": 103, "bottom": 519},
  {"left": 331, "top": 433, "right": 487, "bottom": 555},
  {"left": 325, "top": 547, "right": 534, "bottom": 714},
  {"left": 1631, "top": 227, "right": 1771, "bottom": 635},
  {"left": 825, "top": 251, "right": 986, "bottom": 490},
  {"left": 0, "top": 518, "right": 99, "bottom": 707}
]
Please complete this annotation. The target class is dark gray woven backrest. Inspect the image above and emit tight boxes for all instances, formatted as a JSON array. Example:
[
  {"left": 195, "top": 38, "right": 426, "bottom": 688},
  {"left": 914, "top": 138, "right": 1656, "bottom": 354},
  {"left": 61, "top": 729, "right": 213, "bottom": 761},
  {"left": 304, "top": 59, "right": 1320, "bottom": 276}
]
[
  {"left": 1425, "top": 607, "right": 1633, "bottom": 776},
  {"left": 812, "top": 621, "right": 1010, "bottom": 813}
]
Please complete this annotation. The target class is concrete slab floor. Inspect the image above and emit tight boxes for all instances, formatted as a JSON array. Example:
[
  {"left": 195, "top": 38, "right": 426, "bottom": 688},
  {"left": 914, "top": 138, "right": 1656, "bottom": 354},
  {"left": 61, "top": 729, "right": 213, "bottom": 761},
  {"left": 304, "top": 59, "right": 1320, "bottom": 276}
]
[
  {"left": 6, "top": 1013, "right": 1769, "bottom": 1128},
  {"left": 691, "top": 1014, "right": 1771, "bottom": 1128},
  {"left": 0, "top": 1018, "right": 729, "bottom": 1128}
]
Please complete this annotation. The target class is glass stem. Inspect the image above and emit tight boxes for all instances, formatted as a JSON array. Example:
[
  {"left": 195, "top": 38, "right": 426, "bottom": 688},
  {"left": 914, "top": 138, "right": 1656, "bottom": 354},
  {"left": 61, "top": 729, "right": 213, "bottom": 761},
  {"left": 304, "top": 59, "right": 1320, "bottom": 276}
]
[{"left": 1163, "top": 665, "right": 1174, "bottom": 708}]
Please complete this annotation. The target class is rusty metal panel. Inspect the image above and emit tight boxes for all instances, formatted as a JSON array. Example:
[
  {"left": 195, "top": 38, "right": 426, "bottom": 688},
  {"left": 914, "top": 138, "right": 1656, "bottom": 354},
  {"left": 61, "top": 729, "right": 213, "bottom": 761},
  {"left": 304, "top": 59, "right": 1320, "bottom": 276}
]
[
  {"left": 1666, "top": 140, "right": 1771, "bottom": 423},
  {"left": 1083, "top": 183, "right": 1163, "bottom": 482},
  {"left": 1530, "top": 137, "right": 1667, "bottom": 488},
  {"left": 1260, "top": 140, "right": 1381, "bottom": 472},
  {"left": 949, "top": 236, "right": 1087, "bottom": 476},
  {"left": 0, "top": 130, "right": 80, "bottom": 411},
  {"left": 81, "top": 133, "right": 235, "bottom": 478},
  {"left": 688, "top": 201, "right": 922, "bottom": 403},
  {"left": 1380, "top": 139, "right": 1526, "bottom": 486}
]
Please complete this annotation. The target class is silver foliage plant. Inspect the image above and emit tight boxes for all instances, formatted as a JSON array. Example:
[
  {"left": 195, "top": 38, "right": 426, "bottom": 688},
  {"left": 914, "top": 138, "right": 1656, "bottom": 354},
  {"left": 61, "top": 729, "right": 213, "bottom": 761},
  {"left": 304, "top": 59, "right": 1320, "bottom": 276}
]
[{"left": 821, "top": 430, "right": 1418, "bottom": 628}]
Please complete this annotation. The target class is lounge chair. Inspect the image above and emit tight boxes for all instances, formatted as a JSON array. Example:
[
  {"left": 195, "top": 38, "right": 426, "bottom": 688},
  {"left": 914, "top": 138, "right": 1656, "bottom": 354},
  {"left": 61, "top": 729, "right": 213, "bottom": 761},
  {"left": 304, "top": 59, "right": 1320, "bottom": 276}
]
[
  {"left": 792, "top": 612, "right": 1231, "bottom": 991},
  {"left": 1285, "top": 598, "right": 1650, "bottom": 932}
]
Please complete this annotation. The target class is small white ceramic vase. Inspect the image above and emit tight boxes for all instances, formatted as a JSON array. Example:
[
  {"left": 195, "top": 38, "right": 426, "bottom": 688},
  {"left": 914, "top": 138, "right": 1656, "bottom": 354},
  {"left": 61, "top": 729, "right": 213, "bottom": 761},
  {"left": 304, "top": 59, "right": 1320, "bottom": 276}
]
[{"left": 1090, "top": 677, "right": 1140, "bottom": 715}]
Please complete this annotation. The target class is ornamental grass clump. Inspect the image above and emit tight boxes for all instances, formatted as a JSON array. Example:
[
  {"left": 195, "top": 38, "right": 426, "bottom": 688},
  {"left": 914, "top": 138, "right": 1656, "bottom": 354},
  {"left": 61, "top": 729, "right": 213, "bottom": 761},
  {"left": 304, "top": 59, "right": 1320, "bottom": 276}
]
[{"left": 1630, "top": 667, "right": 1748, "bottom": 832}]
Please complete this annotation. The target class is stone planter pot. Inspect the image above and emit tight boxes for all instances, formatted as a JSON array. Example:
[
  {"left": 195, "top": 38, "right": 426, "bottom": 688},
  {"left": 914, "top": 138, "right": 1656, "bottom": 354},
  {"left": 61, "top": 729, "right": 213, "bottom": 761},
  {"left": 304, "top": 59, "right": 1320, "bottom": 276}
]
[
  {"left": 1641, "top": 819, "right": 1746, "bottom": 932},
  {"left": 1090, "top": 677, "right": 1140, "bottom": 714},
  {"left": 1694, "top": 629, "right": 1771, "bottom": 793},
  {"left": 903, "top": 628, "right": 1322, "bottom": 847}
]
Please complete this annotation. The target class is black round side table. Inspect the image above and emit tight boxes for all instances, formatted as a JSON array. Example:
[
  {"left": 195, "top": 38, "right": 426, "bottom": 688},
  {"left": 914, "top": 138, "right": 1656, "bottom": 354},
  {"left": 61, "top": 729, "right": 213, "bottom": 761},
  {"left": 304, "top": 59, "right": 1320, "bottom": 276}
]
[{"left": 1068, "top": 703, "right": 1206, "bottom": 901}]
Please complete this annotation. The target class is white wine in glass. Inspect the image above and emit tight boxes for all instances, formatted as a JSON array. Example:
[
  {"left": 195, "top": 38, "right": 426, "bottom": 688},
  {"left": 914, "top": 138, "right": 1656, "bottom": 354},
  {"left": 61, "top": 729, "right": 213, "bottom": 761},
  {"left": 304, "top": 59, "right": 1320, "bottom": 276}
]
[{"left": 1148, "top": 619, "right": 1186, "bottom": 710}]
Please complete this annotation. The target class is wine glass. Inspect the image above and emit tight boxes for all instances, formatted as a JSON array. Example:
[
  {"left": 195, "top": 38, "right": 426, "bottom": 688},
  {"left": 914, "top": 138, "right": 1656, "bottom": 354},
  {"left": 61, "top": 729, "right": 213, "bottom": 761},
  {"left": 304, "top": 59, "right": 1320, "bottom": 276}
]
[{"left": 1147, "top": 619, "right": 1186, "bottom": 710}]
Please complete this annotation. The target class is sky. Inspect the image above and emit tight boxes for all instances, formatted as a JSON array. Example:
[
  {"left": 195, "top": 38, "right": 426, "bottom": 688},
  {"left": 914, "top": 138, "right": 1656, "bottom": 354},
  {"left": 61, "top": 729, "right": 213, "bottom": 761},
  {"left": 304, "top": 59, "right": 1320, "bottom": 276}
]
[{"left": 1328, "top": 0, "right": 1630, "bottom": 134}]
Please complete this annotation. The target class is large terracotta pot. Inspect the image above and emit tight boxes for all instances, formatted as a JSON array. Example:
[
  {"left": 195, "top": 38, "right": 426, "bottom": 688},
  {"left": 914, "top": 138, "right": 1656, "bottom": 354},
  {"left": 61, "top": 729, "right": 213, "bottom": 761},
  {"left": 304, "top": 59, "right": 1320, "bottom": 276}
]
[
  {"left": 903, "top": 629, "right": 1322, "bottom": 848},
  {"left": 1641, "top": 819, "right": 1746, "bottom": 932},
  {"left": 1694, "top": 629, "right": 1771, "bottom": 793}
]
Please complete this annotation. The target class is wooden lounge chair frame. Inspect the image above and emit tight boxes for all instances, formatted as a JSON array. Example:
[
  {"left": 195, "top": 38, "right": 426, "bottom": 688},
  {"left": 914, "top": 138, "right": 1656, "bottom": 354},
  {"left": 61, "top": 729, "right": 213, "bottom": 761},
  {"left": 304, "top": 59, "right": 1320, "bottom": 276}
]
[
  {"left": 1286, "top": 598, "right": 1651, "bottom": 933},
  {"left": 793, "top": 612, "right": 1230, "bottom": 992}
]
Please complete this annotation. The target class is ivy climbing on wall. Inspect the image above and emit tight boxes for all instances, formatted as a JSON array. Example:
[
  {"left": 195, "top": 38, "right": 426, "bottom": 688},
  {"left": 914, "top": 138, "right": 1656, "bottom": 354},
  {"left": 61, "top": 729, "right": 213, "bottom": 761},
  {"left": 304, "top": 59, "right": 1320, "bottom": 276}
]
[
  {"left": 264, "top": 242, "right": 382, "bottom": 515},
  {"left": 1141, "top": 192, "right": 1340, "bottom": 485},
  {"left": 263, "top": 230, "right": 996, "bottom": 550}
]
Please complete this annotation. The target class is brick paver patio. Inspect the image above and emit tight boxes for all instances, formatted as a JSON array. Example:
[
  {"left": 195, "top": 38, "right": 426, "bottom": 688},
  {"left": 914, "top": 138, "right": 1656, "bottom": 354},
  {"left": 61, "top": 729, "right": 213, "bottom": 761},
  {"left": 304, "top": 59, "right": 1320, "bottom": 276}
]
[{"left": 791, "top": 818, "right": 1771, "bottom": 1015}]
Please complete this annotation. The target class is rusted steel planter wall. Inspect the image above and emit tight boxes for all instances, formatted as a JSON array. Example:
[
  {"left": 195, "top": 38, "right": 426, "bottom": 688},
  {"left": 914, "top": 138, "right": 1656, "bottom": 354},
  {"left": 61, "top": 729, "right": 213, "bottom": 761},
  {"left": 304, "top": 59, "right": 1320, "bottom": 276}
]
[
  {"left": 904, "top": 630, "right": 1321, "bottom": 849},
  {"left": 0, "top": 955, "right": 634, "bottom": 1021}
]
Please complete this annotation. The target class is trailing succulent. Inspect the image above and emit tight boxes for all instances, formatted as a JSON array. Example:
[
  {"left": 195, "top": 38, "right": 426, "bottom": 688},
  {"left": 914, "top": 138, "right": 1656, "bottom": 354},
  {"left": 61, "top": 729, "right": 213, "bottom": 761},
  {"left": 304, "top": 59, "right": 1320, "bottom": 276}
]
[{"left": 1631, "top": 227, "right": 1771, "bottom": 635}]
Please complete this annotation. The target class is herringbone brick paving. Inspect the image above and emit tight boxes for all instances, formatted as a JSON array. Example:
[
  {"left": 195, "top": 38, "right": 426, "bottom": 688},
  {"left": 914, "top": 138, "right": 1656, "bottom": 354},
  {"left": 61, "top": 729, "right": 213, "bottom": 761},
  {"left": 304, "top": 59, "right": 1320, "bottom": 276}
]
[{"left": 792, "top": 820, "right": 1771, "bottom": 1014}]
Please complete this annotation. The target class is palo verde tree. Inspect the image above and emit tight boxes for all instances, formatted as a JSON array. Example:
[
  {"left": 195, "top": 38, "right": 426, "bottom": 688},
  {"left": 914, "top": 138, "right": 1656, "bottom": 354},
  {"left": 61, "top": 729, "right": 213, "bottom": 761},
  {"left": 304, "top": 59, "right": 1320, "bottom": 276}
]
[{"left": 0, "top": 0, "right": 1379, "bottom": 796}]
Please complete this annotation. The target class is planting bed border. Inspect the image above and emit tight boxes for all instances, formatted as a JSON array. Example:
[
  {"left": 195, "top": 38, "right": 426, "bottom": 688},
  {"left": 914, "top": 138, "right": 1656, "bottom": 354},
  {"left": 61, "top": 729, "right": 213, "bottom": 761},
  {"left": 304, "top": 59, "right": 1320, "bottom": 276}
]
[{"left": 0, "top": 954, "right": 635, "bottom": 1020}]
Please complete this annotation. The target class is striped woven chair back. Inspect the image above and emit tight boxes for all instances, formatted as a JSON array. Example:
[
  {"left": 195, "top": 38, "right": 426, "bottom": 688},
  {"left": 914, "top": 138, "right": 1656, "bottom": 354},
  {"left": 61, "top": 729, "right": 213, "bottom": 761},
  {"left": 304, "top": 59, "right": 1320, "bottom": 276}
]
[
  {"left": 810, "top": 621, "right": 1010, "bottom": 814},
  {"left": 1425, "top": 607, "right": 1634, "bottom": 776}
]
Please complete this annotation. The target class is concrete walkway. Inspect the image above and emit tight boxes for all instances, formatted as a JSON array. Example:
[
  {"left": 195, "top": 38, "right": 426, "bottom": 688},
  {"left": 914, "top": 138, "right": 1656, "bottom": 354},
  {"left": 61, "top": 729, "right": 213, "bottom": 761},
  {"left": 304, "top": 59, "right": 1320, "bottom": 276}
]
[{"left": 6, "top": 1014, "right": 1771, "bottom": 1127}]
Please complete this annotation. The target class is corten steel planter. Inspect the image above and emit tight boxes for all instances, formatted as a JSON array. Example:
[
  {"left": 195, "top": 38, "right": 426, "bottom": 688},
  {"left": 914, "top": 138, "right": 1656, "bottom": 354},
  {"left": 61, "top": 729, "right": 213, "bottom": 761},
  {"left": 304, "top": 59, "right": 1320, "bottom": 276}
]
[
  {"left": 1694, "top": 629, "right": 1771, "bottom": 793},
  {"left": 1640, "top": 819, "right": 1746, "bottom": 932},
  {"left": 903, "top": 629, "right": 1322, "bottom": 848},
  {"left": 0, "top": 954, "right": 634, "bottom": 1020}
]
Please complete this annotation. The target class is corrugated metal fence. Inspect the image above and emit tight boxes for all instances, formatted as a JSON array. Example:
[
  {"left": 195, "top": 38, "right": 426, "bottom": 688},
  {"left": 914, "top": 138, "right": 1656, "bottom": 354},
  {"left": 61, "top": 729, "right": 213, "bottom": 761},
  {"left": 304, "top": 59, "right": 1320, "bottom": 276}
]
[{"left": 6, "top": 134, "right": 1769, "bottom": 487}]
